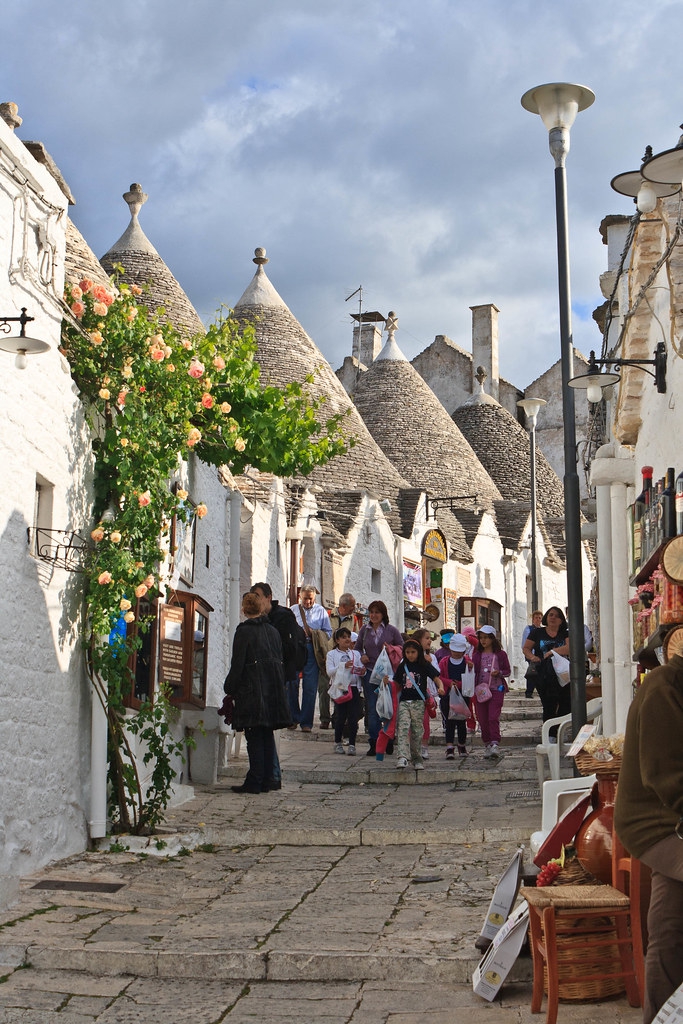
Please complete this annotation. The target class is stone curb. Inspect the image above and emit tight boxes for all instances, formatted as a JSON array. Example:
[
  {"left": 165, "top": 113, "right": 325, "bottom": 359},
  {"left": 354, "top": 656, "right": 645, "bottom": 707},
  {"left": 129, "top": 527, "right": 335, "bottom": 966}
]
[
  {"left": 218, "top": 765, "right": 540, "bottom": 786},
  {"left": 199, "top": 825, "right": 532, "bottom": 847},
  {"left": 20, "top": 943, "right": 533, "bottom": 985}
]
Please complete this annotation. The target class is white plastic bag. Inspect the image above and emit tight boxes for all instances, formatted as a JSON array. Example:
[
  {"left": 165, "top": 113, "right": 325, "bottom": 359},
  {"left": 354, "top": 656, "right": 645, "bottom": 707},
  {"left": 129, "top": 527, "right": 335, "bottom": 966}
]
[
  {"left": 369, "top": 646, "right": 392, "bottom": 689},
  {"left": 551, "top": 650, "right": 571, "bottom": 687},
  {"left": 448, "top": 687, "right": 470, "bottom": 720},
  {"left": 376, "top": 681, "right": 394, "bottom": 720},
  {"left": 461, "top": 663, "right": 476, "bottom": 698}
]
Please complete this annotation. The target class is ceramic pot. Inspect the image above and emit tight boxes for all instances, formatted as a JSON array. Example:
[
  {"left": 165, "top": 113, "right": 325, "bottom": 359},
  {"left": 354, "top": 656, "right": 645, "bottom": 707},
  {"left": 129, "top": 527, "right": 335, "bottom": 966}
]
[{"left": 574, "top": 776, "right": 617, "bottom": 884}]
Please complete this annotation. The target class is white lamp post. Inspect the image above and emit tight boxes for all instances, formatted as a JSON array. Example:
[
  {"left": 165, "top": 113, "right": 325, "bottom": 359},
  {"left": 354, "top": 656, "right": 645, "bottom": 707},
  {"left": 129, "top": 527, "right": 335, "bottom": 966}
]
[
  {"left": 517, "top": 397, "right": 547, "bottom": 613},
  {"left": 521, "top": 82, "right": 594, "bottom": 737}
]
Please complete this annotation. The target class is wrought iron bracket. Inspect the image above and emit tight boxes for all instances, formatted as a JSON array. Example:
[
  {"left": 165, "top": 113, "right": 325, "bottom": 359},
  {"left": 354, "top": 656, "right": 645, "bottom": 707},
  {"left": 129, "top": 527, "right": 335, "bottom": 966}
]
[{"left": 27, "top": 528, "right": 89, "bottom": 572}]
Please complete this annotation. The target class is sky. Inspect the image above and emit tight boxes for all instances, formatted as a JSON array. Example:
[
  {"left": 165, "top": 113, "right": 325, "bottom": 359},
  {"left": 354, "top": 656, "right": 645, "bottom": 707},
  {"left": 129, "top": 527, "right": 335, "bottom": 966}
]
[{"left": 4, "top": 0, "right": 683, "bottom": 389}]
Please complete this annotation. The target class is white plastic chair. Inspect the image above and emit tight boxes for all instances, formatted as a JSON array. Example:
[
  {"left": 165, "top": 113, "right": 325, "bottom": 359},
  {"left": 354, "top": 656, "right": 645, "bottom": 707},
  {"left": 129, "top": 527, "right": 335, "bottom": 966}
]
[
  {"left": 535, "top": 697, "right": 602, "bottom": 789},
  {"left": 530, "top": 774, "right": 597, "bottom": 856}
]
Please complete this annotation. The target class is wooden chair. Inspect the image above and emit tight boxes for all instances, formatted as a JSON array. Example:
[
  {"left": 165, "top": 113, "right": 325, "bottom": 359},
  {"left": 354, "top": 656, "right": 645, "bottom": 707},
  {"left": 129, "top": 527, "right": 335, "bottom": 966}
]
[{"left": 524, "top": 833, "right": 643, "bottom": 1024}]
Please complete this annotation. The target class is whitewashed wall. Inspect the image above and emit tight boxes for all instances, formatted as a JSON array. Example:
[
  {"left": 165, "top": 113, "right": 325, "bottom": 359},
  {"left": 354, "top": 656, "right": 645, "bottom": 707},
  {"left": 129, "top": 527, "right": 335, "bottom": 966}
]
[{"left": 0, "top": 118, "right": 92, "bottom": 906}]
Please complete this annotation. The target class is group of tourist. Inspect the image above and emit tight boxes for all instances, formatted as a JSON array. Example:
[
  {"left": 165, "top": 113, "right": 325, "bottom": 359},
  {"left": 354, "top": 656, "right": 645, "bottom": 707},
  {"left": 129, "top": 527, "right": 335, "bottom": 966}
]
[{"left": 223, "top": 585, "right": 532, "bottom": 789}]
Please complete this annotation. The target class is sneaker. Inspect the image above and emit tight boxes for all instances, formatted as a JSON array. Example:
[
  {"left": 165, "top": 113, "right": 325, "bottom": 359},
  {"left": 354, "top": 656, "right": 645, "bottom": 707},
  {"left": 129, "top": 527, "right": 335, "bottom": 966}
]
[
  {"left": 421, "top": 745, "right": 429, "bottom": 760},
  {"left": 489, "top": 743, "right": 501, "bottom": 758},
  {"left": 396, "top": 756, "right": 408, "bottom": 769},
  {"left": 347, "top": 744, "right": 356, "bottom": 756},
  {"left": 445, "top": 746, "right": 455, "bottom": 760},
  {"left": 457, "top": 744, "right": 468, "bottom": 757},
  {"left": 414, "top": 761, "right": 425, "bottom": 771},
  {"left": 334, "top": 743, "right": 345, "bottom": 754},
  {"left": 483, "top": 744, "right": 494, "bottom": 759}
]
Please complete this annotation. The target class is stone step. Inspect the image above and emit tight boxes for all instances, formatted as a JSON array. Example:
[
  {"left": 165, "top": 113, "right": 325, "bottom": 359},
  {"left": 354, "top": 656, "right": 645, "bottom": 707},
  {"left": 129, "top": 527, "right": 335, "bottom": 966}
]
[
  {"left": 219, "top": 760, "right": 541, "bottom": 786},
  {"left": 6, "top": 943, "right": 532, "bottom": 986}
]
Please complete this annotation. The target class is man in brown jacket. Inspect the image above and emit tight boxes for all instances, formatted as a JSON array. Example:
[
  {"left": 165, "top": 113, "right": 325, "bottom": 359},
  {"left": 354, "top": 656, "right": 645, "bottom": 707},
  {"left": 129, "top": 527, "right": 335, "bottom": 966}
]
[{"left": 614, "top": 654, "right": 683, "bottom": 1023}]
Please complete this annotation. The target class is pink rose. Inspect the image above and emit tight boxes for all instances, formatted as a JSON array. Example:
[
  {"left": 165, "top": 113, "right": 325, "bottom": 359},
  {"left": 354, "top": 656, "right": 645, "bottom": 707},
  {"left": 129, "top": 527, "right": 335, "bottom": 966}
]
[
  {"left": 71, "top": 301, "right": 85, "bottom": 317},
  {"left": 70, "top": 285, "right": 83, "bottom": 301},
  {"left": 213, "top": 356, "right": 225, "bottom": 370},
  {"left": 187, "top": 427, "right": 202, "bottom": 448},
  {"left": 138, "top": 490, "right": 151, "bottom": 508},
  {"left": 131, "top": 284, "right": 143, "bottom": 295},
  {"left": 126, "top": 307, "right": 138, "bottom": 321},
  {"left": 201, "top": 393, "right": 214, "bottom": 409},
  {"left": 220, "top": 402, "right": 232, "bottom": 414},
  {"left": 117, "top": 390, "right": 127, "bottom": 406},
  {"left": 195, "top": 503, "right": 208, "bottom": 519},
  {"left": 92, "top": 285, "right": 114, "bottom": 306},
  {"left": 134, "top": 583, "right": 148, "bottom": 598},
  {"left": 124, "top": 611, "right": 135, "bottom": 624},
  {"left": 188, "top": 360, "right": 205, "bottom": 379},
  {"left": 91, "top": 527, "right": 104, "bottom": 543},
  {"left": 151, "top": 349, "right": 165, "bottom": 361},
  {"left": 144, "top": 574, "right": 155, "bottom": 588},
  {"left": 234, "top": 437, "right": 246, "bottom": 452},
  {"left": 79, "top": 278, "right": 94, "bottom": 294},
  {"left": 120, "top": 598, "right": 132, "bottom": 611},
  {"left": 99, "top": 388, "right": 110, "bottom": 400},
  {"left": 182, "top": 340, "right": 192, "bottom": 350},
  {"left": 93, "top": 302, "right": 108, "bottom": 316},
  {"left": 110, "top": 531, "right": 122, "bottom": 544},
  {"left": 89, "top": 330, "right": 103, "bottom": 346},
  {"left": 98, "top": 571, "right": 112, "bottom": 585}
]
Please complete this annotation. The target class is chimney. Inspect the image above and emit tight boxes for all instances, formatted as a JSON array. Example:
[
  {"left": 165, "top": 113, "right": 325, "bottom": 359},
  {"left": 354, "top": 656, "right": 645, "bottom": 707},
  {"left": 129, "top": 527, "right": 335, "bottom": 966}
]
[
  {"left": 470, "top": 303, "right": 499, "bottom": 402},
  {"left": 351, "top": 311, "right": 385, "bottom": 367}
]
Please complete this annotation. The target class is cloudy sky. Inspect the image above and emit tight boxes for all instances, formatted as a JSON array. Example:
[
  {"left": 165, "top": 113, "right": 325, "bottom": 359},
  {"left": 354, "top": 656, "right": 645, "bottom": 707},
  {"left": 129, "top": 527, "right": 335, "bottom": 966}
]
[{"left": 5, "top": 0, "right": 683, "bottom": 387}]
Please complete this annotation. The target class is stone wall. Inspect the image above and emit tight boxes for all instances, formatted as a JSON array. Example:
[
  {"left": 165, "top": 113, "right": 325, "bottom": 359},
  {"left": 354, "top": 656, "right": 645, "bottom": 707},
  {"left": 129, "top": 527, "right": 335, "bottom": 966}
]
[{"left": 0, "top": 115, "right": 92, "bottom": 906}]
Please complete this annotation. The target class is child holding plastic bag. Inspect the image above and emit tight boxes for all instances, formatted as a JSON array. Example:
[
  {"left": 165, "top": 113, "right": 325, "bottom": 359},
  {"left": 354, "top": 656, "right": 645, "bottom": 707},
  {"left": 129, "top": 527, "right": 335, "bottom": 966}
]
[
  {"left": 437, "top": 633, "right": 473, "bottom": 758},
  {"left": 389, "top": 638, "right": 444, "bottom": 770},
  {"left": 326, "top": 627, "right": 364, "bottom": 755}
]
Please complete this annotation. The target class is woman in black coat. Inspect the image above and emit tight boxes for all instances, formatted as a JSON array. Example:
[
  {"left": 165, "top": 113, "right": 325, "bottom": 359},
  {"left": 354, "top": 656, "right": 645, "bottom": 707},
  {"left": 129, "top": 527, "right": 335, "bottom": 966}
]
[{"left": 224, "top": 592, "right": 292, "bottom": 793}]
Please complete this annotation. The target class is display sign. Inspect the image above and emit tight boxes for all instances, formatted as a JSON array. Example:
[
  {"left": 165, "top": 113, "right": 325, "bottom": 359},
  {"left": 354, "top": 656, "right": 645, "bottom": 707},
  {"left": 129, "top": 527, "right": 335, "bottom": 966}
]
[
  {"left": 422, "top": 528, "right": 447, "bottom": 563},
  {"left": 443, "top": 588, "right": 457, "bottom": 629},
  {"left": 159, "top": 604, "right": 185, "bottom": 686},
  {"left": 402, "top": 558, "right": 423, "bottom": 608}
]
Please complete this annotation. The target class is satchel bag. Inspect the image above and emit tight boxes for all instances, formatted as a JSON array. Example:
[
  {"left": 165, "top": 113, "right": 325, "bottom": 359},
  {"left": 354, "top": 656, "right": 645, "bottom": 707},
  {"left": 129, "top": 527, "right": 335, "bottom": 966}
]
[
  {"left": 448, "top": 687, "right": 470, "bottom": 720},
  {"left": 474, "top": 681, "right": 492, "bottom": 703}
]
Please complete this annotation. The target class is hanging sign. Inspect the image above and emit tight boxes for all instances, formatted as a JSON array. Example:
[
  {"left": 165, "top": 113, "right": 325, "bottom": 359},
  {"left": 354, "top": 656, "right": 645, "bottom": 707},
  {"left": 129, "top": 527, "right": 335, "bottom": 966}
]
[
  {"left": 422, "top": 528, "right": 447, "bottom": 562},
  {"left": 402, "top": 559, "right": 423, "bottom": 608}
]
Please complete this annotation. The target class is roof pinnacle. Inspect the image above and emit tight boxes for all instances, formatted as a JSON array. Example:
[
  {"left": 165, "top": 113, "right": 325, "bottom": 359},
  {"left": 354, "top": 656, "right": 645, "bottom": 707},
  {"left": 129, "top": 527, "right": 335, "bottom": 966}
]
[
  {"left": 123, "top": 183, "right": 148, "bottom": 222},
  {"left": 253, "top": 247, "right": 269, "bottom": 266}
]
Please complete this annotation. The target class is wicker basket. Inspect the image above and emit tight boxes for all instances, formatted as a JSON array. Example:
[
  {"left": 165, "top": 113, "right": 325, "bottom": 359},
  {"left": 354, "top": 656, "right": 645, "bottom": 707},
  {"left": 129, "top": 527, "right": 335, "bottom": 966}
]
[
  {"left": 574, "top": 749, "right": 622, "bottom": 779},
  {"left": 542, "top": 922, "right": 626, "bottom": 1001}
]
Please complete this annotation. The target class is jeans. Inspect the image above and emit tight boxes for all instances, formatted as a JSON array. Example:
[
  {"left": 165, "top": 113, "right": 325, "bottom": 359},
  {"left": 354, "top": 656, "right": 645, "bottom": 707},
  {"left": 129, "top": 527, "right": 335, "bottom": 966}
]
[
  {"left": 362, "top": 670, "right": 380, "bottom": 746},
  {"left": 244, "top": 726, "right": 276, "bottom": 791},
  {"left": 285, "top": 677, "right": 301, "bottom": 724},
  {"left": 299, "top": 643, "right": 319, "bottom": 729},
  {"left": 318, "top": 671, "right": 331, "bottom": 726}
]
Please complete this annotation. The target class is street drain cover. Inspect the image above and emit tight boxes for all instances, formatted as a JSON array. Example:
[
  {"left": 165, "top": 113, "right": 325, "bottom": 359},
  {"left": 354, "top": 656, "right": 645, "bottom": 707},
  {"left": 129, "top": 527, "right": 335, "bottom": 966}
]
[
  {"left": 31, "top": 880, "right": 124, "bottom": 893},
  {"left": 507, "top": 789, "right": 540, "bottom": 799}
]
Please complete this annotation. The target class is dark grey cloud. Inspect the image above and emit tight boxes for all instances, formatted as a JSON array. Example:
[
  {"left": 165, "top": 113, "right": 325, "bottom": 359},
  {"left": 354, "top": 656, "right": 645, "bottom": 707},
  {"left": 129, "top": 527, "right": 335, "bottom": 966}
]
[{"left": 5, "top": 0, "right": 683, "bottom": 388}]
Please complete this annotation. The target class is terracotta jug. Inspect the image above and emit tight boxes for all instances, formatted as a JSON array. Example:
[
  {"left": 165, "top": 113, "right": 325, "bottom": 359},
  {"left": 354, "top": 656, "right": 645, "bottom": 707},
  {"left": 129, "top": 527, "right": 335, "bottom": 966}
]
[{"left": 574, "top": 776, "right": 617, "bottom": 884}]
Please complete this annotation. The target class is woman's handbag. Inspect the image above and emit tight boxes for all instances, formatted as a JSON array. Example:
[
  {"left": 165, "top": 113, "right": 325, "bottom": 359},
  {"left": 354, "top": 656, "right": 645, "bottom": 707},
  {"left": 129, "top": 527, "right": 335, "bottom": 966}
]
[{"left": 448, "top": 687, "right": 470, "bottom": 720}]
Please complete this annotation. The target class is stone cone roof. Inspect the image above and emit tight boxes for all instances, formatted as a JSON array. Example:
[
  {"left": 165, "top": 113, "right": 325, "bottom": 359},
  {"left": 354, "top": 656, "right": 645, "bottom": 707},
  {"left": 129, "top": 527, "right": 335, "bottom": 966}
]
[
  {"left": 453, "top": 389, "right": 567, "bottom": 560},
  {"left": 353, "top": 327, "right": 502, "bottom": 511},
  {"left": 64, "top": 217, "right": 110, "bottom": 290},
  {"left": 100, "top": 184, "right": 204, "bottom": 337},
  {"left": 233, "top": 251, "right": 413, "bottom": 534}
]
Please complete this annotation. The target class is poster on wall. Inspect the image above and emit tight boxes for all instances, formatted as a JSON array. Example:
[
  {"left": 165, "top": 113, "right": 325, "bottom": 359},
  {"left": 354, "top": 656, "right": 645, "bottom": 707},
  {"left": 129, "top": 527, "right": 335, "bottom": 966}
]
[
  {"left": 402, "top": 559, "right": 423, "bottom": 608},
  {"left": 443, "top": 588, "right": 458, "bottom": 629}
]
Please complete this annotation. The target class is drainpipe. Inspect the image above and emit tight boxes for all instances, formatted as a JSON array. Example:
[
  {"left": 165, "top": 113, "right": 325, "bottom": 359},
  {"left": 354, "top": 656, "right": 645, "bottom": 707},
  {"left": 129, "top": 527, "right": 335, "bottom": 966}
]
[
  {"left": 89, "top": 680, "right": 107, "bottom": 839},
  {"left": 228, "top": 487, "right": 242, "bottom": 639}
]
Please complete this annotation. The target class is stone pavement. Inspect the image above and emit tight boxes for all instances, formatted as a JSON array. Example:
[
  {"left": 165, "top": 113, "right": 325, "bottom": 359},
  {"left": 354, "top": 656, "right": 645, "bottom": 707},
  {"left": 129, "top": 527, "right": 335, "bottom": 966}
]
[{"left": 0, "top": 695, "right": 641, "bottom": 1023}]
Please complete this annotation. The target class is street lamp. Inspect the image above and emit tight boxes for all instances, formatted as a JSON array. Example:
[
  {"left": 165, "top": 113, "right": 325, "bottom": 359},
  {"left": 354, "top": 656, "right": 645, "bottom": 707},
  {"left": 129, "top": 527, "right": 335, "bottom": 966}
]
[
  {"left": 517, "top": 397, "right": 547, "bottom": 613},
  {"left": 521, "top": 82, "right": 594, "bottom": 738},
  {"left": 0, "top": 308, "right": 49, "bottom": 368}
]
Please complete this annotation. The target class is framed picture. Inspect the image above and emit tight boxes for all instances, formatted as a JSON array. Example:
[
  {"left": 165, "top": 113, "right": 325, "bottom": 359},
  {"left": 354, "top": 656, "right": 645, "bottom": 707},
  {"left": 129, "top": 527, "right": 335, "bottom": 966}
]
[
  {"left": 402, "top": 558, "right": 423, "bottom": 608},
  {"left": 171, "top": 499, "right": 197, "bottom": 585}
]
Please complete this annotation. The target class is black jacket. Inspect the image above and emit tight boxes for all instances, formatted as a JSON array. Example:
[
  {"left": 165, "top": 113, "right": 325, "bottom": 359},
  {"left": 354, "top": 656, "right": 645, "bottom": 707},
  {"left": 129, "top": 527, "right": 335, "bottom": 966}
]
[
  {"left": 224, "top": 615, "right": 292, "bottom": 731},
  {"left": 268, "top": 600, "right": 305, "bottom": 680}
]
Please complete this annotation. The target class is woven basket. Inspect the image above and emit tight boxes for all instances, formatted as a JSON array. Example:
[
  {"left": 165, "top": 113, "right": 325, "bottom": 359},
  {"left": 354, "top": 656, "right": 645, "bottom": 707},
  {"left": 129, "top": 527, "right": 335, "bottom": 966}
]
[
  {"left": 551, "top": 856, "right": 599, "bottom": 887},
  {"left": 542, "top": 924, "right": 626, "bottom": 1001},
  {"left": 574, "top": 749, "right": 622, "bottom": 779}
]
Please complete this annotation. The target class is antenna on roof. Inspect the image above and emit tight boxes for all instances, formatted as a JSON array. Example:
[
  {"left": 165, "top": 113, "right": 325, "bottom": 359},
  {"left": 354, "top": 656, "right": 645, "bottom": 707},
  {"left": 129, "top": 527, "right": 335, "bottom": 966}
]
[{"left": 345, "top": 285, "right": 363, "bottom": 365}]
